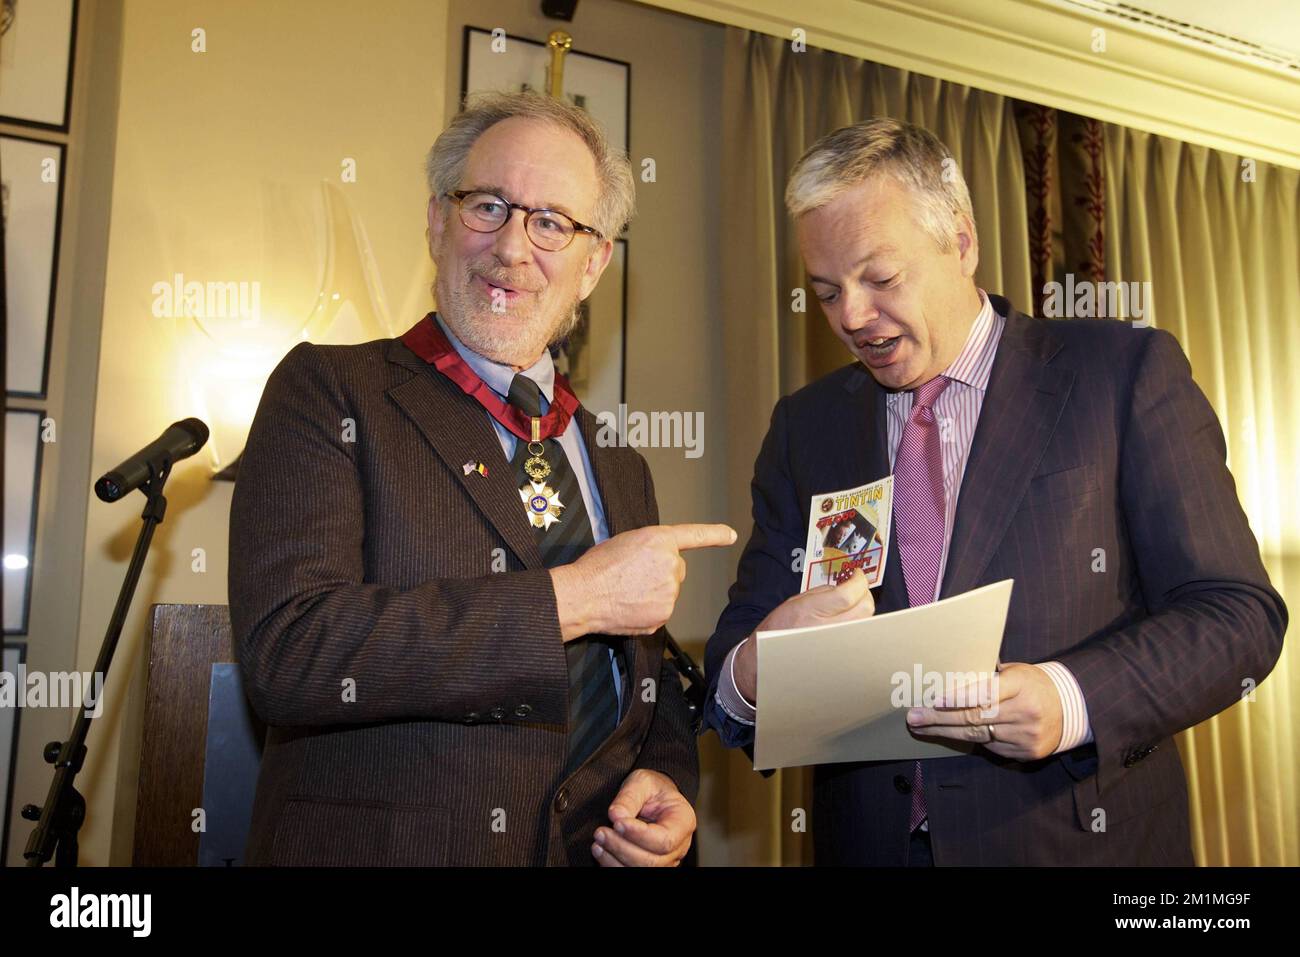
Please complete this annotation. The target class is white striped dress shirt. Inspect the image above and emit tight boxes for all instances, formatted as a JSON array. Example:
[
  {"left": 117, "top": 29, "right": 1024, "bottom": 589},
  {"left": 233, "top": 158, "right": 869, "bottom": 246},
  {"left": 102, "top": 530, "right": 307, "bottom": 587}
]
[{"left": 717, "top": 290, "right": 1093, "bottom": 756}]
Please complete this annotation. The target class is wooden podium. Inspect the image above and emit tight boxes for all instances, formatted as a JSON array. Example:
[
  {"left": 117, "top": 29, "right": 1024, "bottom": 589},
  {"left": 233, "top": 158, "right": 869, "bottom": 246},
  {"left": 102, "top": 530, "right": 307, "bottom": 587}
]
[{"left": 133, "top": 604, "right": 265, "bottom": 865}]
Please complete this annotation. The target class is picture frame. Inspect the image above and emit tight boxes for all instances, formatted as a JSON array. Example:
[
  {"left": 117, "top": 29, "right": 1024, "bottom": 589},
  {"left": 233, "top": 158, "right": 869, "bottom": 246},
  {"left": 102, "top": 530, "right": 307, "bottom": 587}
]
[
  {"left": 0, "top": 642, "right": 26, "bottom": 865},
  {"left": 554, "top": 237, "right": 626, "bottom": 418},
  {"left": 0, "top": 0, "right": 78, "bottom": 132},
  {"left": 3, "top": 407, "right": 44, "bottom": 636},
  {"left": 461, "top": 25, "right": 630, "bottom": 153},
  {"left": 2, "top": 134, "right": 65, "bottom": 398}
]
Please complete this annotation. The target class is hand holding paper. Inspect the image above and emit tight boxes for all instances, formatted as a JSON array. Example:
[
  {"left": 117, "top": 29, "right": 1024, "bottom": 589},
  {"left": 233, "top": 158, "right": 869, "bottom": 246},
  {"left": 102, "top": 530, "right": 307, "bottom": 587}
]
[
  {"left": 906, "top": 660, "right": 1064, "bottom": 761},
  {"left": 733, "top": 568, "right": 876, "bottom": 703},
  {"left": 752, "top": 579, "right": 1014, "bottom": 770}
]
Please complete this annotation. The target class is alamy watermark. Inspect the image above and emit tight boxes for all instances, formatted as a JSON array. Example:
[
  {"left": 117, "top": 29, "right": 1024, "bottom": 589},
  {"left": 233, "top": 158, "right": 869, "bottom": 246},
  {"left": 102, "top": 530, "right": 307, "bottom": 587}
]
[
  {"left": 1042, "top": 275, "right": 1152, "bottom": 326},
  {"left": 151, "top": 272, "right": 261, "bottom": 325},
  {"left": 50, "top": 887, "right": 151, "bottom": 937},
  {"left": 891, "top": 667, "right": 999, "bottom": 716},
  {"left": 0, "top": 666, "right": 104, "bottom": 717},
  {"left": 595, "top": 405, "right": 704, "bottom": 459}
]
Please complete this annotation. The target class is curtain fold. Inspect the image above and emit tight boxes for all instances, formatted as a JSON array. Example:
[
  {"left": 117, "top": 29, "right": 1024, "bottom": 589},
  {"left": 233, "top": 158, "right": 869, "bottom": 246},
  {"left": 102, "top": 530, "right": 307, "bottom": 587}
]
[{"left": 1102, "top": 126, "right": 1300, "bottom": 865}]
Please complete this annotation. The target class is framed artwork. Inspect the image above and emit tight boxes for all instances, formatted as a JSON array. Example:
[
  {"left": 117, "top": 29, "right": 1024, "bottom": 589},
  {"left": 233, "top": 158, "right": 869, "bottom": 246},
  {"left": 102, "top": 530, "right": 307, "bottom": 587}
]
[
  {"left": 554, "top": 238, "right": 626, "bottom": 417},
  {"left": 0, "top": 0, "right": 78, "bottom": 131},
  {"left": 461, "top": 26, "right": 629, "bottom": 152},
  {"left": 4, "top": 407, "right": 43, "bottom": 635},
  {"left": 0, "top": 643, "right": 25, "bottom": 865},
  {"left": 2, "top": 134, "right": 64, "bottom": 397},
  {"left": 461, "top": 27, "right": 631, "bottom": 410}
]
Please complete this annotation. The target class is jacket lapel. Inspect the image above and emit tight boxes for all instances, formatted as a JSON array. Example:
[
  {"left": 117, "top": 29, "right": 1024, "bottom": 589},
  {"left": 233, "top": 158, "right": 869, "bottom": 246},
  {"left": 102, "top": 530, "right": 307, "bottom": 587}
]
[
  {"left": 574, "top": 407, "right": 649, "bottom": 700},
  {"left": 576, "top": 408, "right": 633, "bottom": 537},
  {"left": 384, "top": 337, "right": 544, "bottom": 570},
  {"left": 939, "top": 304, "right": 1074, "bottom": 599}
]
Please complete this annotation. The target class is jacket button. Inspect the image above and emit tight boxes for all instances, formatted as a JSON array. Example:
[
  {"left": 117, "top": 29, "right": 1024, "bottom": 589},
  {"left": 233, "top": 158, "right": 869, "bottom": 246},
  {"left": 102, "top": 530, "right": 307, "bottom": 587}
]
[
  {"left": 554, "top": 789, "right": 570, "bottom": 813},
  {"left": 463, "top": 711, "right": 480, "bottom": 725},
  {"left": 514, "top": 704, "right": 532, "bottom": 718},
  {"left": 893, "top": 774, "right": 911, "bottom": 794},
  {"left": 489, "top": 707, "right": 506, "bottom": 721}
]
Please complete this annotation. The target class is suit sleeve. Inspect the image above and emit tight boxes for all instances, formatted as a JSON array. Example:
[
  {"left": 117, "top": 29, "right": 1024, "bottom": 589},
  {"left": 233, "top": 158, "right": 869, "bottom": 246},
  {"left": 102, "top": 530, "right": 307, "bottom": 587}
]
[
  {"left": 229, "top": 343, "right": 570, "bottom": 728},
  {"left": 1055, "top": 328, "right": 1287, "bottom": 792},
  {"left": 702, "top": 396, "right": 805, "bottom": 751},
  {"left": 628, "top": 456, "right": 701, "bottom": 802}
]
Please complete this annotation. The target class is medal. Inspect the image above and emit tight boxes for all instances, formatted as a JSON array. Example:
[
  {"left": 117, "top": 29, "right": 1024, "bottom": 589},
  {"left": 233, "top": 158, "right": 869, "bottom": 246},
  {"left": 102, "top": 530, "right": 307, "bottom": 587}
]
[
  {"left": 519, "top": 415, "right": 563, "bottom": 529},
  {"left": 522, "top": 416, "right": 551, "bottom": 483},
  {"left": 401, "top": 314, "right": 582, "bottom": 533},
  {"left": 520, "top": 480, "right": 564, "bottom": 530}
]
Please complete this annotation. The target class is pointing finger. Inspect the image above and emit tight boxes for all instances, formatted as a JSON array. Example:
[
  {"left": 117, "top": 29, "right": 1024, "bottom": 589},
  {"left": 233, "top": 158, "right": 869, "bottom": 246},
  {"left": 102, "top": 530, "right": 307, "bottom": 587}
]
[{"left": 667, "top": 523, "right": 738, "bottom": 551}]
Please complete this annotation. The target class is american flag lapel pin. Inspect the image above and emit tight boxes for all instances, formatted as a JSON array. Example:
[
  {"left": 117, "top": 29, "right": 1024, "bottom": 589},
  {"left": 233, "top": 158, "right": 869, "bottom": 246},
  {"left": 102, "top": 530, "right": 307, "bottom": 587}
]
[{"left": 462, "top": 461, "right": 489, "bottom": 477}]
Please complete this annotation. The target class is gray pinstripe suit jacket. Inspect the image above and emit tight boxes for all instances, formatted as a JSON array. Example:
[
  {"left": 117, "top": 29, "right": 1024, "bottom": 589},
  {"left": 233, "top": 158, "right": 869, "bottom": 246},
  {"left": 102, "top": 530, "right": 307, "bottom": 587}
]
[
  {"left": 229, "top": 329, "right": 699, "bottom": 866},
  {"left": 704, "top": 295, "right": 1287, "bottom": 865}
]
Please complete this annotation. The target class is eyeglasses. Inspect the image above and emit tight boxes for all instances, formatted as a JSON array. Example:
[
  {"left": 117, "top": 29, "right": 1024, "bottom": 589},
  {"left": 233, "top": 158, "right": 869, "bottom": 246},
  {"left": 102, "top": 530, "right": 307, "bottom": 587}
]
[{"left": 446, "top": 189, "right": 602, "bottom": 252}]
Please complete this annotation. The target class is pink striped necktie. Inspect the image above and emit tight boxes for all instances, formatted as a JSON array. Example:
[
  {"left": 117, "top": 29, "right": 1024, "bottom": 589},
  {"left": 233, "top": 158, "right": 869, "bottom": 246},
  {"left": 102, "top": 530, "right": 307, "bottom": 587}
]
[{"left": 894, "top": 374, "right": 950, "bottom": 833}]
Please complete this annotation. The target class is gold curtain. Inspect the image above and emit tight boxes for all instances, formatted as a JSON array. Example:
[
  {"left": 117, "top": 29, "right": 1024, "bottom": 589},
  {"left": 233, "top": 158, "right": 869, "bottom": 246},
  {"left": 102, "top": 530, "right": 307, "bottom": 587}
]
[
  {"left": 709, "top": 27, "right": 1030, "bottom": 866},
  {"left": 1101, "top": 126, "right": 1300, "bottom": 866}
]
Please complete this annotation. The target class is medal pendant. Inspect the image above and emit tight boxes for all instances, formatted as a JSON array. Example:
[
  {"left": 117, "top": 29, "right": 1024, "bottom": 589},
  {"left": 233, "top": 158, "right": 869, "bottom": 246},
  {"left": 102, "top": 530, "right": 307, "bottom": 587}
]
[
  {"left": 520, "top": 480, "right": 564, "bottom": 530},
  {"left": 523, "top": 439, "right": 551, "bottom": 482}
]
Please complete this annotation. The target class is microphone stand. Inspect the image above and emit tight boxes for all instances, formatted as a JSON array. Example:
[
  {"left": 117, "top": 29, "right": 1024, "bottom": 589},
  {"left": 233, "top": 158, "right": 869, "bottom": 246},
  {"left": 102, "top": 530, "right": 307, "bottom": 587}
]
[{"left": 22, "top": 458, "right": 174, "bottom": 866}]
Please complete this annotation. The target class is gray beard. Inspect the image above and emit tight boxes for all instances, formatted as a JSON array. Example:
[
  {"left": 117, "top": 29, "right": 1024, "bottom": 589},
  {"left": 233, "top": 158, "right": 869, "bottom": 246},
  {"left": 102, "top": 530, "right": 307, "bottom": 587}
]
[{"left": 433, "top": 264, "right": 581, "bottom": 367}]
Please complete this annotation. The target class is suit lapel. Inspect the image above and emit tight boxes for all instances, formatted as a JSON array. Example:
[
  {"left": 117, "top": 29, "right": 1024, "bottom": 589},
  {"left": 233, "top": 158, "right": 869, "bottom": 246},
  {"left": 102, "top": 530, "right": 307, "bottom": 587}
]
[
  {"left": 575, "top": 407, "right": 648, "bottom": 700},
  {"left": 839, "top": 365, "right": 910, "bottom": 614},
  {"left": 940, "top": 307, "right": 1075, "bottom": 599},
  {"left": 384, "top": 338, "right": 544, "bottom": 570},
  {"left": 576, "top": 408, "right": 633, "bottom": 537}
]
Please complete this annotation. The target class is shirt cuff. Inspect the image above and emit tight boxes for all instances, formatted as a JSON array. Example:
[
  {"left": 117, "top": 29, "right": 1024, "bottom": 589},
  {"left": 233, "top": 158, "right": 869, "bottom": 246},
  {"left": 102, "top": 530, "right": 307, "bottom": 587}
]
[
  {"left": 716, "top": 639, "right": 757, "bottom": 726},
  {"left": 1036, "top": 660, "right": 1094, "bottom": 753}
]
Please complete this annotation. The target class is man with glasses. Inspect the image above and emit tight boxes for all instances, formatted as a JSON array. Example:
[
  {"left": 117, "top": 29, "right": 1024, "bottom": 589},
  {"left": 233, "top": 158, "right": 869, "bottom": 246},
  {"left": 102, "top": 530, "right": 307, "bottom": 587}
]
[{"left": 230, "top": 91, "right": 732, "bottom": 867}]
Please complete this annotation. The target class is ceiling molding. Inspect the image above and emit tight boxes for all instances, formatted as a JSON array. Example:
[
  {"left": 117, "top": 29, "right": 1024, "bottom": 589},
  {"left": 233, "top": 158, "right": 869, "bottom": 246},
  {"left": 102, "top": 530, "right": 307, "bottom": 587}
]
[{"left": 633, "top": 0, "right": 1300, "bottom": 170}]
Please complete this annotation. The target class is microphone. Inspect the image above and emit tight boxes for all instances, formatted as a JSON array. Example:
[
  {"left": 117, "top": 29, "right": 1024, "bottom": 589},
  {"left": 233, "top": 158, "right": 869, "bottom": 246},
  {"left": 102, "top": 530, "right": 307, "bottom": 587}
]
[{"left": 94, "top": 418, "right": 210, "bottom": 502}]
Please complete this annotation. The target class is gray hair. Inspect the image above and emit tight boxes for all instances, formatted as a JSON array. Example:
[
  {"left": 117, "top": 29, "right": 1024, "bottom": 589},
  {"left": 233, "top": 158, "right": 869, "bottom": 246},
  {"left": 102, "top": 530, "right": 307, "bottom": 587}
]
[
  {"left": 425, "top": 90, "right": 634, "bottom": 240},
  {"left": 784, "top": 118, "right": 975, "bottom": 252}
]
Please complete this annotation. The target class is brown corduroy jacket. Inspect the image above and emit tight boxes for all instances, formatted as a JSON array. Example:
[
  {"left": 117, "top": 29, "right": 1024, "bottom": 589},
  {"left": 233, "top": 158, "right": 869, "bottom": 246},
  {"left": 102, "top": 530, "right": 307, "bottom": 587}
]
[{"left": 228, "top": 326, "right": 699, "bottom": 866}]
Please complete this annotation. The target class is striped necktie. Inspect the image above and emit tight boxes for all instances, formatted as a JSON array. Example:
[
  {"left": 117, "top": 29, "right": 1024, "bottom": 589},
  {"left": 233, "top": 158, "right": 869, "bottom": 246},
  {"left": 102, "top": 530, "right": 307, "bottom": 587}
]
[
  {"left": 507, "top": 374, "right": 621, "bottom": 773},
  {"left": 894, "top": 374, "right": 950, "bottom": 833}
]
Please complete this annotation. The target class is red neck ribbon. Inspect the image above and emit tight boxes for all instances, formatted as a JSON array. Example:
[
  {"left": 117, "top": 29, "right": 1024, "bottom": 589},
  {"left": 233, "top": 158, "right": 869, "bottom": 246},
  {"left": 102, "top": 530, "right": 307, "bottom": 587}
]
[{"left": 400, "top": 313, "right": 580, "bottom": 443}]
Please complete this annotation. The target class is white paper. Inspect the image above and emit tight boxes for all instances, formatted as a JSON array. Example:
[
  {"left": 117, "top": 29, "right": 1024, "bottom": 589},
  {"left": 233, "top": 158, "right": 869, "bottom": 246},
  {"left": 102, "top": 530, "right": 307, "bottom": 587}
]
[{"left": 754, "top": 579, "right": 1014, "bottom": 770}]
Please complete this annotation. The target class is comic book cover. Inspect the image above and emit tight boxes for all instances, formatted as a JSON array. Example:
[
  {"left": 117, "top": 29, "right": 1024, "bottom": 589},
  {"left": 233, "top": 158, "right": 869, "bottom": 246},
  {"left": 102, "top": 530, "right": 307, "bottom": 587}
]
[{"left": 802, "top": 476, "right": 894, "bottom": 591}]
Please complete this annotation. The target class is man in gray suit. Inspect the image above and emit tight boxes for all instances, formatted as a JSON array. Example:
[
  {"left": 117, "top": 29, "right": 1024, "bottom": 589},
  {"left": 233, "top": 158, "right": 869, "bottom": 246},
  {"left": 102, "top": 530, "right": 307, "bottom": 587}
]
[{"left": 230, "top": 91, "right": 733, "bottom": 866}]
